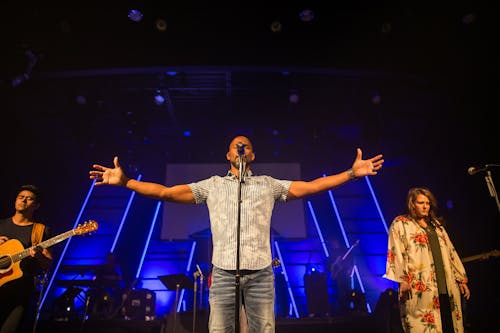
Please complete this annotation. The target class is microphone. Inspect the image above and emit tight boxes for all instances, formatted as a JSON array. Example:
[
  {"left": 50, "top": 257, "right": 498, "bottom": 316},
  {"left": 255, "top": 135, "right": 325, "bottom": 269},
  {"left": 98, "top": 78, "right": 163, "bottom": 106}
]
[
  {"left": 196, "top": 264, "right": 203, "bottom": 278},
  {"left": 468, "top": 164, "right": 500, "bottom": 175},
  {"left": 236, "top": 142, "right": 247, "bottom": 156},
  {"left": 468, "top": 166, "right": 485, "bottom": 175}
]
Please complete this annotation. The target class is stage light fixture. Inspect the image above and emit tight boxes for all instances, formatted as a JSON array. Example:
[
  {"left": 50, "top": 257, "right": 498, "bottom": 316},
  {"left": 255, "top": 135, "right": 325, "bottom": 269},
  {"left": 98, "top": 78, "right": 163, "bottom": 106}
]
[
  {"left": 154, "top": 90, "right": 165, "bottom": 106},
  {"left": 270, "top": 21, "right": 282, "bottom": 33},
  {"left": 371, "top": 95, "right": 381, "bottom": 105},
  {"left": 289, "top": 90, "right": 299, "bottom": 104},
  {"left": 155, "top": 18, "right": 167, "bottom": 32},
  {"left": 76, "top": 95, "right": 87, "bottom": 105},
  {"left": 128, "top": 9, "right": 144, "bottom": 22},
  {"left": 299, "top": 9, "right": 314, "bottom": 22}
]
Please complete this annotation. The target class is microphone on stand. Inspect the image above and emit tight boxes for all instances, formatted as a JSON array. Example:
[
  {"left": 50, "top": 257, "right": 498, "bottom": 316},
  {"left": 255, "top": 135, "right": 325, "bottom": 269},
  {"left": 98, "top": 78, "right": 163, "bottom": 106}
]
[
  {"left": 236, "top": 142, "right": 247, "bottom": 156},
  {"left": 468, "top": 166, "right": 487, "bottom": 175},
  {"left": 237, "top": 142, "right": 247, "bottom": 183},
  {"left": 196, "top": 264, "right": 204, "bottom": 280},
  {"left": 468, "top": 164, "right": 500, "bottom": 175}
]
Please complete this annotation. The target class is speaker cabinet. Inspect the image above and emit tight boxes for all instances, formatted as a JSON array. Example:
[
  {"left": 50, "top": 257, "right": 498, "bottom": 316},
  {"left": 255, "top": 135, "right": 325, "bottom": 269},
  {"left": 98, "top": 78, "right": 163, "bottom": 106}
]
[
  {"left": 121, "top": 289, "right": 156, "bottom": 320},
  {"left": 304, "top": 273, "right": 330, "bottom": 316}
]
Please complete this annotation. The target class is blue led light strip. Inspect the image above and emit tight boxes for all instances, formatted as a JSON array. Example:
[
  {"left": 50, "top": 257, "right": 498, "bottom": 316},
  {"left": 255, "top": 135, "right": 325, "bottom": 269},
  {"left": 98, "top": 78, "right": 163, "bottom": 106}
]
[
  {"left": 111, "top": 174, "right": 142, "bottom": 252},
  {"left": 274, "top": 241, "right": 299, "bottom": 318},
  {"left": 306, "top": 201, "right": 329, "bottom": 257},
  {"left": 353, "top": 265, "right": 372, "bottom": 313},
  {"left": 325, "top": 175, "right": 374, "bottom": 313},
  {"left": 177, "top": 241, "right": 197, "bottom": 312},
  {"left": 135, "top": 200, "right": 162, "bottom": 279},
  {"left": 39, "top": 179, "right": 96, "bottom": 310},
  {"left": 364, "top": 177, "right": 389, "bottom": 234}
]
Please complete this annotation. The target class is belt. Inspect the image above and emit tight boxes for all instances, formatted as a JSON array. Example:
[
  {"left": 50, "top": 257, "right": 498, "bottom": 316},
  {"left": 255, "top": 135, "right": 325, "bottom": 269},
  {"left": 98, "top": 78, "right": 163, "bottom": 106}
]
[{"left": 222, "top": 269, "right": 260, "bottom": 276}]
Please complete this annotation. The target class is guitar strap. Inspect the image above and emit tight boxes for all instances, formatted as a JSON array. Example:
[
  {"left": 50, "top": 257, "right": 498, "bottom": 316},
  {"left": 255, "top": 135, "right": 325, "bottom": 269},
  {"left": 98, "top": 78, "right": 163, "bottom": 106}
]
[{"left": 31, "top": 222, "right": 45, "bottom": 246}]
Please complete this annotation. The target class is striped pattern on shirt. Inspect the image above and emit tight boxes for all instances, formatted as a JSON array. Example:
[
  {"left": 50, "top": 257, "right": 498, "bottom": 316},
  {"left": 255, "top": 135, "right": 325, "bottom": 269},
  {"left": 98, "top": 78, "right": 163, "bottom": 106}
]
[{"left": 189, "top": 170, "right": 291, "bottom": 270}]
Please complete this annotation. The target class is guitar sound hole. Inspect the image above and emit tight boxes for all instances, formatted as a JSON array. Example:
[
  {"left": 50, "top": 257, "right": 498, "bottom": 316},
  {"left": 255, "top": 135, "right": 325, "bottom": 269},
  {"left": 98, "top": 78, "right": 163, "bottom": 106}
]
[{"left": 0, "top": 256, "right": 12, "bottom": 271}]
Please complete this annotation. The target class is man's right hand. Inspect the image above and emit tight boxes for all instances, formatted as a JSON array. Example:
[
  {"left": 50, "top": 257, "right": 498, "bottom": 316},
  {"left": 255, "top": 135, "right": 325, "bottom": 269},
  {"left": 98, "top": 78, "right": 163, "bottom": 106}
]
[{"left": 89, "top": 156, "right": 129, "bottom": 186}]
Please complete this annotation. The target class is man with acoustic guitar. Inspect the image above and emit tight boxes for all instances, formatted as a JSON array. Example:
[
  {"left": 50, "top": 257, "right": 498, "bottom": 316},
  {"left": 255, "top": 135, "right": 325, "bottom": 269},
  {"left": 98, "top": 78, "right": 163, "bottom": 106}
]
[{"left": 0, "top": 185, "right": 53, "bottom": 333}]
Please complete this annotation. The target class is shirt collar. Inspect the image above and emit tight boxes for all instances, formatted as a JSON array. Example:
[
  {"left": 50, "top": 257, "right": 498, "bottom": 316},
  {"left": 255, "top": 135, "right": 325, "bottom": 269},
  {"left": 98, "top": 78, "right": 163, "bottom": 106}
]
[{"left": 226, "top": 169, "right": 254, "bottom": 179}]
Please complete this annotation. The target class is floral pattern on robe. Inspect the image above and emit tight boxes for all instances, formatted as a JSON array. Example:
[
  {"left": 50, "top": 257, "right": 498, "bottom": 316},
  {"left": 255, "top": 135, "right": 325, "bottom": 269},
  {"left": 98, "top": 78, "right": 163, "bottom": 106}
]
[{"left": 385, "top": 215, "right": 468, "bottom": 333}]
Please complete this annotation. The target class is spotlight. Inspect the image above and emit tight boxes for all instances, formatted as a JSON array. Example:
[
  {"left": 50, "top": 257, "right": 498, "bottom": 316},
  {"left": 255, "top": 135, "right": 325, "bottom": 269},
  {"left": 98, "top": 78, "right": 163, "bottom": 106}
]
[
  {"left": 299, "top": 9, "right": 315, "bottom": 22},
  {"left": 75, "top": 95, "right": 87, "bottom": 105},
  {"left": 270, "top": 21, "right": 282, "bottom": 33},
  {"left": 370, "top": 90, "right": 381, "bottom": 105},
  {"left": 11, "top": 74, "right": 29, "bottom": 88},
  {"left": 155, "top": 18, "right": 167, "bottom": 32},
  {"left": 154, "top": 90, "right": 165, "bottom": 106},
  {"left": 128, "top": 9, "right": 144, "bottom": 22},
  {"left": 289, "top": 90, "right": 299, "bottom": 104}
]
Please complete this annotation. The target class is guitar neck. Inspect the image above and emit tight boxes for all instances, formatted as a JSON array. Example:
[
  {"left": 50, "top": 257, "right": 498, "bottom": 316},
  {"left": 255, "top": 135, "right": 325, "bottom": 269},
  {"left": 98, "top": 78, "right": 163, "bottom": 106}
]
[
  {"left": 461, "top": 250, "right": 500, "bottom": 263},
  {"left": 340, "top": 240, "right": 360, "bottom": 261},
  {"left": 11, "top": 229, "right": 76, "bottom": 263}
]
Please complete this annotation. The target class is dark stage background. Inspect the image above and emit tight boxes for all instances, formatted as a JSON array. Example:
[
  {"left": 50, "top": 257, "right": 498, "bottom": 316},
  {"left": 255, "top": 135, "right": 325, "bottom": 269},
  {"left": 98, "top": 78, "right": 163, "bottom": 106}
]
[{"left": 1, "top": 1, "right": 498, "bottom": 332}]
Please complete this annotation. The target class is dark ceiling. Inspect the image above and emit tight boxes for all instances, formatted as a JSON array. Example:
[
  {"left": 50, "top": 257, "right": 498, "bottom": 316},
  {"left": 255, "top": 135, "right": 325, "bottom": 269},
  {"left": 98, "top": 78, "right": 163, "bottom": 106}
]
[
  {"left": 2, "top": 1, "right": 494, "bottom": 74},
  {"left": 1, "top": 2, "right": 497, "bottom": 225}
]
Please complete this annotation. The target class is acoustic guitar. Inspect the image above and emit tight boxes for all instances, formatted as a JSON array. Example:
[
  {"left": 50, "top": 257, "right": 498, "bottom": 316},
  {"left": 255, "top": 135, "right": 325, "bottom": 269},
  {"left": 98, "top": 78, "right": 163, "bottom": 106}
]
[{"left": 0, "top": 220, "right": 98, "bottom": 287}]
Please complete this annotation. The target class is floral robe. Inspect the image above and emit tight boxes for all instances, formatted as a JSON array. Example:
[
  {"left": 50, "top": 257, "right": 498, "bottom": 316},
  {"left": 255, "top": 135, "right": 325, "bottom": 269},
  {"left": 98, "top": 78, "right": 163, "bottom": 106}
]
[{"left": 385, "top": 215, "right": 468, "bottom": 333}]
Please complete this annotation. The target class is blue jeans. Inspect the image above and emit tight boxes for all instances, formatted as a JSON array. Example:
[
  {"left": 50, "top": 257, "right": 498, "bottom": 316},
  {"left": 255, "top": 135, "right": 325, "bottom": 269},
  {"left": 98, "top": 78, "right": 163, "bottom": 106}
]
[{"left": 209, "top": 265, "right": 275, "bottom": 333}]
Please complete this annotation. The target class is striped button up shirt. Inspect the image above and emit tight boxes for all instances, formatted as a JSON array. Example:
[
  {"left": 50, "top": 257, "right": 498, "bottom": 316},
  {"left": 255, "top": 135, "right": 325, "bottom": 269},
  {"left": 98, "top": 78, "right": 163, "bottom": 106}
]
[{"left": 189, "top": 170, "right": 291, "bottom": 270}]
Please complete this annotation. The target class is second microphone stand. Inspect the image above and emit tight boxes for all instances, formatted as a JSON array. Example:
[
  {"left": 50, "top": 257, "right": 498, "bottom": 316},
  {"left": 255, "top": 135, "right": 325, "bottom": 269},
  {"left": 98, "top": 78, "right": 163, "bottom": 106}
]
[
  {"left": 484, "top": 170, "right": 500, "bottom": 214},
  {"left": 234, "top": 151, "right": 245, "bottom": 333}
]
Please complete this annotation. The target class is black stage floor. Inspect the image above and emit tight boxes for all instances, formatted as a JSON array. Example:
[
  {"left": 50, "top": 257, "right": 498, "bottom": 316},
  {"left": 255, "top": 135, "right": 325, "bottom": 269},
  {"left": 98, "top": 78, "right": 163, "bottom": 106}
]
[{"left": 37, "top": 314, "right": 384, "bottom": 333}]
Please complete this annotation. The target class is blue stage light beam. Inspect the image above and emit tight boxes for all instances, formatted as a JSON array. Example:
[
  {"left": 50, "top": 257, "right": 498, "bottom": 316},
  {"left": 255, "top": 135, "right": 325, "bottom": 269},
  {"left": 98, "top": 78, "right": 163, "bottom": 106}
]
[
  {"left": 306, "top": 201, "right": 329, "bottom": 257},
  {"left": 111, "top": 174, "right": 142, "bottom": 252},
  {"left": 274, "top": 241, "right": 299, "bottom": 318}
]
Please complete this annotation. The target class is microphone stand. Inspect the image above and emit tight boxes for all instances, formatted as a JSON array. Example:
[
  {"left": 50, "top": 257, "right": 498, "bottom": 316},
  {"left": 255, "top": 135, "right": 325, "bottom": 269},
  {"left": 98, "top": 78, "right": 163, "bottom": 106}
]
[
  {"left": 234, "top": 152, "right": 245, "bottom": 333},
  {"left": 196, "top": 265, "right": 204, "bottom": 309},
  {"left": 484, "top": 170, "right": 500, "bottom": 214},
  {"left": 32, "top": 271, "right": 48, "bottom": 333},
  {"left": 192, "top": 271, "right": 199, "bottom": 333}
]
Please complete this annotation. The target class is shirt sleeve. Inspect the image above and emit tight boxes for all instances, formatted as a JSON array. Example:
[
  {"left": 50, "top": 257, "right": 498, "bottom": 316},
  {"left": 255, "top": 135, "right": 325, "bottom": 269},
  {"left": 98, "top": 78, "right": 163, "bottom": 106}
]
[
  {"left": 269, "top": 177, "right": 292, "bottom": 202},
  {"left": 188, "top": 177, "right": 215, "bottom": 204}
]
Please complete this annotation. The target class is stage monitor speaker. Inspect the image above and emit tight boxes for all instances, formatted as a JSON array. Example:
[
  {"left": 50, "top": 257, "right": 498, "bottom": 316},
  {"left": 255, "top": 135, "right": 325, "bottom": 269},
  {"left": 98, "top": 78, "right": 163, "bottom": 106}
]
[
  {"left": 304, "top": 272, "right": 330, "bottom": 316},
  {"left": 121, "top": 288, "right": 156, "bottom": 320}
]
